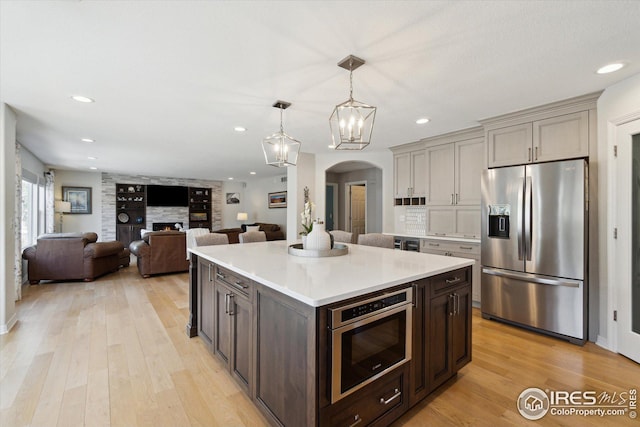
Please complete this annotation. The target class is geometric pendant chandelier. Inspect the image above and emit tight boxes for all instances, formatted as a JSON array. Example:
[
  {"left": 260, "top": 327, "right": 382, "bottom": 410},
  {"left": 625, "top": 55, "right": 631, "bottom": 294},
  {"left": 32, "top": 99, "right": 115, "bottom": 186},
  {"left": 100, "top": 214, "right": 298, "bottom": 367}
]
[
  {"left": 329, "top": 55, "right": 377, "bottom": 150},
  {"left": 262, "top": 100, "right": 301, "bottom": 167}
]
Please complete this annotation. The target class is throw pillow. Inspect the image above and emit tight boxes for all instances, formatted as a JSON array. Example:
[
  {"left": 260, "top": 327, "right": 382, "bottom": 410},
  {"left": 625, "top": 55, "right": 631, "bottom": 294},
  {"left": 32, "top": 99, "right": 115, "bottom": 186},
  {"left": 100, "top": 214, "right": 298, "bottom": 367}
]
[{"left": 246, "top": 226, "right": 260, "bottom": 232}]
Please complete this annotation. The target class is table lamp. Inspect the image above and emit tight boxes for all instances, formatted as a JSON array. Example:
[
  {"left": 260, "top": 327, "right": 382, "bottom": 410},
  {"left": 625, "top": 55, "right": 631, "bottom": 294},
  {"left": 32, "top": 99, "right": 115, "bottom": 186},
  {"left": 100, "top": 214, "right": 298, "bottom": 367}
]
[{"left": 55, "top": 200, "right": 71, "bottom": 232}]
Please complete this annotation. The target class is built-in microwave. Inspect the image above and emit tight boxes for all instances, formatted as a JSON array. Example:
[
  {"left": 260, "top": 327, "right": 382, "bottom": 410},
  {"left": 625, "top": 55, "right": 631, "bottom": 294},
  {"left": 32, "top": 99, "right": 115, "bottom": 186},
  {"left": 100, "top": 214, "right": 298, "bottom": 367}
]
[{"left": 329, "top": 287, "right": 413, "bottom": 403}]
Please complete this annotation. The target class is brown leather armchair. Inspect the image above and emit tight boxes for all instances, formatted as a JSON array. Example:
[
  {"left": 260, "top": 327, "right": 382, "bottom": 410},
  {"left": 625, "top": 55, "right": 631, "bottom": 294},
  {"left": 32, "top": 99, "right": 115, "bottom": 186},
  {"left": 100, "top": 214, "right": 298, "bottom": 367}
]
[
  {"left": 22, "top": 232, "right": 125, "bottom": 284},
  {"left": 129, "top": 230, "right": 189, "bottom": 278}
]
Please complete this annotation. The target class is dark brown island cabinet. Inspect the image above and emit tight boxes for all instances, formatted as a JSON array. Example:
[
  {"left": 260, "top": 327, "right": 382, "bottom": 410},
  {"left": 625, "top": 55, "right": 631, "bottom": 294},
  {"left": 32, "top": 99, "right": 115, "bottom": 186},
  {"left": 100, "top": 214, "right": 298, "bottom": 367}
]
[{"left": 189, "top": 255, "right": 472, "bottom": 427}]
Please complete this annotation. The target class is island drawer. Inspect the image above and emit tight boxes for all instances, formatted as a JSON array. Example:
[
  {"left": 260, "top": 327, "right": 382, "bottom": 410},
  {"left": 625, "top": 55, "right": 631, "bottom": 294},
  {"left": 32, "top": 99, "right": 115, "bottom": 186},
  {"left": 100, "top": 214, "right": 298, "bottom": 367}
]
[
  {"left": 430, "top": 267, "right": 471, "bottom": 296},
  {"left": 320, "top": 365, "right": 408, "bottom": 427},
  {"left": 214, "top": 265, "right": 252, "bottom": 298}
]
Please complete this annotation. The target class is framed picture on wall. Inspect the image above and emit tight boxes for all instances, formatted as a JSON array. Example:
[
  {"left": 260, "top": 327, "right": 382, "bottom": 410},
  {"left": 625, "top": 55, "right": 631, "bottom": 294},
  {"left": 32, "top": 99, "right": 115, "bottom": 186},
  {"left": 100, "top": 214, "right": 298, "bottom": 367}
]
[
  {"left": 226, "top": 192, "right": 240, "bottom": 204},
  {"left": 268, "top": 191, "right": 287, "bottom": 208},
  {"left": 62, "top": 186, "right": 92, "bottom": 214}
]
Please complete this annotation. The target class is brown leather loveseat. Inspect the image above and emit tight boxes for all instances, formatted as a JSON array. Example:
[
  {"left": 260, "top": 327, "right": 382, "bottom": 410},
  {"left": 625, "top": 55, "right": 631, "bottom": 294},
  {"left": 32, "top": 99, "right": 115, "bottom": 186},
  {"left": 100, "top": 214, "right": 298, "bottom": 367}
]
[
  {"left": 22, "top": 232, "right": 125, "bottom": 284},
  {"left": 129, "top": 230, "right": 189, "bottom": 278}
]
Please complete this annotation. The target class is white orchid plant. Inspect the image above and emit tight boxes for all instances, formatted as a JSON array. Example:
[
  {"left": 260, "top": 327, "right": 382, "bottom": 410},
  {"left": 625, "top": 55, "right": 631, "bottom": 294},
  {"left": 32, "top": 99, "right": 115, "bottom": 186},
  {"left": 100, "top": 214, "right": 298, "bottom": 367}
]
[{"left": 300, "top": 186, "right": 315, "bottom": 236}]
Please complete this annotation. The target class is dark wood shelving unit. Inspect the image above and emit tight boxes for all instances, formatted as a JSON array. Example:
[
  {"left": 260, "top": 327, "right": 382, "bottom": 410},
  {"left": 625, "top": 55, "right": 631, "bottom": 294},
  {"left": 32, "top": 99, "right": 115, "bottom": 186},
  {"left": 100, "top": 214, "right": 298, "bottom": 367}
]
[
  {"left": 116, "top": 183, "right": 146, "bottom": 247},
  {"left": 189, "top": 187, "right": 211, "bottom": 229}
]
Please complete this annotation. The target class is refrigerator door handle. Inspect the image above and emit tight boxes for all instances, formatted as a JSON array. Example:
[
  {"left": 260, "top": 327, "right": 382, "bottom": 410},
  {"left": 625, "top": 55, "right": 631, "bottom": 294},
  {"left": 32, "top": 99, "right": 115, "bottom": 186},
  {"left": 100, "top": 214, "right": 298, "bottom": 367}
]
[
  {"left": 517, "top": 177, "right": 524, "bottom": 261},
  {"left": 482, "top": 268, "right": 581, "bottom": 288},
  {"left": 524, "top": 176, "right": 532, "bottom": 261}
]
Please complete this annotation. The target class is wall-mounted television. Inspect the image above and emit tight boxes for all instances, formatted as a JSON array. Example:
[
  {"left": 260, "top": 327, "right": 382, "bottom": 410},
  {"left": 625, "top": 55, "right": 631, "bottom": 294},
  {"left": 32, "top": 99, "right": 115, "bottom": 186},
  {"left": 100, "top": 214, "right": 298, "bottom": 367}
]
[{"left": 146, "top": 185, "right": 188, "bottom": 207}]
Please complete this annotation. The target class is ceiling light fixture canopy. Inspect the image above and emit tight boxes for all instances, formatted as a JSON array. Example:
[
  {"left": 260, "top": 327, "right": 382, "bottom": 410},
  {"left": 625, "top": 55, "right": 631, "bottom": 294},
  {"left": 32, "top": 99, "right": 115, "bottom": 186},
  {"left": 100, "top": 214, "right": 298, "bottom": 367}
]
[
  {"left": 262, "top": 100, "right": 301, "bottom": 167},
  {"left": 330, "top": 55, "right": 376, "bottom": 150}
]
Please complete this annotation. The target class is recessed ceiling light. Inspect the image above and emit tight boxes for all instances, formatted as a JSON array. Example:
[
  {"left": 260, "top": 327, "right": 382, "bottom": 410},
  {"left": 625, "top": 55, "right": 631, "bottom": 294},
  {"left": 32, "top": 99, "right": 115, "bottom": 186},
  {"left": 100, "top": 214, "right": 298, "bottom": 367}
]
[
  {"left": 328, "top": 144, "right": 336, "bottom": 149},
  {"left": 228, "top": 177, "right": 234, "bottom": 180},
  {"left": 71, "top": 95, "right": 95, "bottom": 103},
  {"left": 87, "top": 156, "right": 97, "bottom": 160},
  {"left": 89, "top": 166, "right": 98, "bottom": 170},
  {"left": 81, "top": 138, "right": 94, "bottom": 143},
  {"left": 416, "top": 117, "right": 430, "bottom": 125},
  {"left": 234, "top": 126, "right": 247, "bottom": 132},
  {"left": 597, "top": 62, "right": 625, "bottom": 74},
  {"left": 250, "top": 171, "right": 256, "bottom": 175}
]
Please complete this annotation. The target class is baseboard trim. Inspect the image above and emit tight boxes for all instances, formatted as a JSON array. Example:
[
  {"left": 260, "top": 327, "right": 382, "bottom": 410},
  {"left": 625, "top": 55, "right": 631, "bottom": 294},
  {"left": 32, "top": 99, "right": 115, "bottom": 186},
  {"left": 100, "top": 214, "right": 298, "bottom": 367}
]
[
  {"left": 595, "top": 335, "right": 611, "bottom": 351},
  {"left": 0, "top": 312, "right": 18, "bottom": 335}
]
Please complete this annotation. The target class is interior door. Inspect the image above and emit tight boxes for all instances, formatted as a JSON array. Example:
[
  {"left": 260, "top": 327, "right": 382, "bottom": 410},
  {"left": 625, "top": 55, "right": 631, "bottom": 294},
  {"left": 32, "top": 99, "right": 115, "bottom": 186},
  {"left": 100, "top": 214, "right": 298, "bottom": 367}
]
[
  {"left": 616, "top": 118, "right": 640, "bottom": 363},
  {"left": 349, "top": 184, "right": 366, "bottom": 237},
  {"left": 325, "top": 184, "right": 336, "bottom": 231}
]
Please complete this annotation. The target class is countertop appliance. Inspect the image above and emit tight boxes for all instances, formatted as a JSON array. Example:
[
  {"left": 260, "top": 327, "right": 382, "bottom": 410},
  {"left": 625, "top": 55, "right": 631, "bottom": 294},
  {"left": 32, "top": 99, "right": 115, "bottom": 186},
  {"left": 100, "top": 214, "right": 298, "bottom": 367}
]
[
  {"left": 480, "top": 159, "right": 587, "bottom": 344},
  {"left": 329, "top": 287, "right": 412, "bottom": 403}
]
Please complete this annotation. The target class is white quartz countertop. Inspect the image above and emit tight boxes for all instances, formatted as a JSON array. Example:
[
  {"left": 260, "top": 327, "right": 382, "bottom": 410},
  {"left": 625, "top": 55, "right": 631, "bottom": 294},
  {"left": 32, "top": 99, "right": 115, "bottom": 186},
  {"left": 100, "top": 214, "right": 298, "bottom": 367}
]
[{"left": 190, "top": 241, "right": 474, "bottom": 307}]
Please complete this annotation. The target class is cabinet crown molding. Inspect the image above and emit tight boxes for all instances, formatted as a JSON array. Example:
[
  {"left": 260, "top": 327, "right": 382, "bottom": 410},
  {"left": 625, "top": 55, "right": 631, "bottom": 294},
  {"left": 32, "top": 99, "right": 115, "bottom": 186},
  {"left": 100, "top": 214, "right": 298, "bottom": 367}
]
[
  {"left": 390, "top": 126, "right": 483, "bottom": 152},
  {"left": 479, "top": 91, "right": 602, "bottom": 130}
]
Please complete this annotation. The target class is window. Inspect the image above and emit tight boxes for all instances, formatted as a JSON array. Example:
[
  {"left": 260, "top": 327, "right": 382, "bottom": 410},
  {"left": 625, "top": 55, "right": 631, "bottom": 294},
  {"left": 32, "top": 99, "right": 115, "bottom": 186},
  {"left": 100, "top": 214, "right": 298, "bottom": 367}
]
[{"left": 21, "top": 171, "right": 45, "bottom": 250}]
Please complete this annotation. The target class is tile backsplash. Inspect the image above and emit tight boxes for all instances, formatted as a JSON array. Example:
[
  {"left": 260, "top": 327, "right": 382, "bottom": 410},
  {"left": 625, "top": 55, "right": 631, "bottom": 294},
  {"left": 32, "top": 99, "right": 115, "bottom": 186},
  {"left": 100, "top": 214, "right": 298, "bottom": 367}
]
[{"left": 404, "top": 206, "right": 426, "bottom": 236}]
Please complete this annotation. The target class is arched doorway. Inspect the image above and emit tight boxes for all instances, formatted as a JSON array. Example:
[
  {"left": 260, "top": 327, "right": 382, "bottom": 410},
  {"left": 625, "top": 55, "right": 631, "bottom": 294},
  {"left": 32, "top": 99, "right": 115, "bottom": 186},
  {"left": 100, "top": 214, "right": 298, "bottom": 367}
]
[{"left": 325, "top": 161, "right": 382, "bottom": 241}]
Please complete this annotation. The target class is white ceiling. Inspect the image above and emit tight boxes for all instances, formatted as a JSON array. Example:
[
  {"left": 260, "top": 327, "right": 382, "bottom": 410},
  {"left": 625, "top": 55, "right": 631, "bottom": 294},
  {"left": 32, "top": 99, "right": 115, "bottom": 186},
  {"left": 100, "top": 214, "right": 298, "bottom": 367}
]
[{"left": 2, "top": 1, "right": 640, "bottom": 181}]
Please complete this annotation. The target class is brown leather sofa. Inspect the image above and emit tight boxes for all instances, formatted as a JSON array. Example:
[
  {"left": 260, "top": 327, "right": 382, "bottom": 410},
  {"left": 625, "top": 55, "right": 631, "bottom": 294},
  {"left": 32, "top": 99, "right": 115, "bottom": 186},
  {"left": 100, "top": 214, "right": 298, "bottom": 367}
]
[
  {"left": 129, "top": 230, "right": 189, "bottom": 278},
  {"left": 22, "top": 232, "right": 125, "bottom": 284},
  {"left": 213, "top": 222, "right": 284, "bottom": 244}
]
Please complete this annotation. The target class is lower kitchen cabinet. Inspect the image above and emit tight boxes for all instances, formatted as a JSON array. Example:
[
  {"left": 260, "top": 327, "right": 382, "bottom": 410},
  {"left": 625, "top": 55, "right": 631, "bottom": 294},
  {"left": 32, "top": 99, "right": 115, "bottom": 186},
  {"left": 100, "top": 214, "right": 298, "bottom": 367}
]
[
  {"left": 214, "top": 266, "right": 253, "bottom": 390},
  {"left": 421, "top": 239, "right": 481, "bottom": 303},
  {"left": 198, "top": 260, "right": 254, "bottom": 392},
  {"left": 197, "top": 259, "right": 215, "bottom": 349},
  {"left": 410, "top": 267, "right": 472, "bottom": 404},
  {"left": 320, "top": 364, "right": 409, "bottom": 427}
]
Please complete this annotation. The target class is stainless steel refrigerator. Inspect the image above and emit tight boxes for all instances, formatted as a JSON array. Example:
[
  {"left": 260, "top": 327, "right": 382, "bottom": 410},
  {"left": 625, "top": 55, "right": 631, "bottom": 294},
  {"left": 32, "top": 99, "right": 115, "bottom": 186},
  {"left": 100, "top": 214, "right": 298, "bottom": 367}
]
[{"left": 480, "top": 159, "right": 587, "bottom": 344}]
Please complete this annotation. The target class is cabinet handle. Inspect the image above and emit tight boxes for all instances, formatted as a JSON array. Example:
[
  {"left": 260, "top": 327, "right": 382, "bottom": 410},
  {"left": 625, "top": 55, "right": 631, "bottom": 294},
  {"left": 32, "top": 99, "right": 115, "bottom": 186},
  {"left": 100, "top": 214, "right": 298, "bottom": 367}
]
[
  {"left": 232, "top": 280, "right": 249, "bottom": 291},
  {"left": 534, "top": 146, "right": 538, "bottom": 161},
  {"left": 349, "top": 415, "right": 362, "bottom": 427},
  {"left": 216, "top": 272, "right": 226, "bottom": 281},
  {"left": 429, "top": 243, "right": 440, "bottom": 247},
  {"left": 456, "top": 193, "right": 459, "bottom": 204},
  {"left": 459, "top": 246, "right": 473, "bottom": 250},
  {"left": 528, "top": 147, "right": 532, "bottom": 162},
  {"left": 452, "top": 293, "right": 458, "bottom": 315},
  {"left": 445, "top": 276, "right": 461, "bottom": 284},
  {"left": 224, "top": 293, "right": 229, "bottom": 314},
  {"left": 449, "top": 294, "right": 454, "bottom": 316},
  {"left": 380, "top": 388, "right": 401, "bottom": 405},
  {"left": 434, "top": 233, "right": 447, "bottom": 237},
  {"left": 208, "top": 264, "right": 212, "bottom": 282},
  {"left": 228, "top": 294, "right": 235, "bottom": 316},
  {"left": 456, "top": 293, "right": 460, "bottom": 316},
  {"left": 412, "top": 283, "right": 417, "bottom": 307},
  {"left": 450, "top": 194, "right": 454, "bottom": 205}
]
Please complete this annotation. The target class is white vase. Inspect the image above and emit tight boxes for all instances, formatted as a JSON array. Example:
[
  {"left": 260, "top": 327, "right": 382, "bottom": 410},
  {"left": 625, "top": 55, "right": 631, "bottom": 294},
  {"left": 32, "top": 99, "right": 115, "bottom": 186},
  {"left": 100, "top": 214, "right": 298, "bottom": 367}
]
[
  {"left": 305, "top": 221, "right": 331, "bottom": 251},
  {"left": 302, "top": 234, "right": 307, "bottom": 249}
]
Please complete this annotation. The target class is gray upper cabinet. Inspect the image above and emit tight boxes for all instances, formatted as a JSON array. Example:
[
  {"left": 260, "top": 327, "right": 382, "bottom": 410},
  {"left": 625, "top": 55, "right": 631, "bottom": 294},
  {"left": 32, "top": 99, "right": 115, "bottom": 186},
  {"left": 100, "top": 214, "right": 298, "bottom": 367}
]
[
  {"left": 486, "top": 123, "right": 533, "bottom": 168},
  {"left": 426, "top": 138, "right": 484, "bottom": 207},
  {"left": 483, "top": 94, "right": 597, "bottom": 169},
  {"left": 533, "top": 111, "right": 589, "bottom": 162},
  {"left": 394, "top": 149, "right": 427, "bottom": 198}
]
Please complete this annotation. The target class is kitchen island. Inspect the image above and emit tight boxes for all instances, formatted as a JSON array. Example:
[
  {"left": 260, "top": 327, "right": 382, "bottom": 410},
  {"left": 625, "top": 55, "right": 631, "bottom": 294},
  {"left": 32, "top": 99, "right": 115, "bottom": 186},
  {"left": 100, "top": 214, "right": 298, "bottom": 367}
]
[{"left": 188, "top": 240, "right": 473, "bottom": 426}]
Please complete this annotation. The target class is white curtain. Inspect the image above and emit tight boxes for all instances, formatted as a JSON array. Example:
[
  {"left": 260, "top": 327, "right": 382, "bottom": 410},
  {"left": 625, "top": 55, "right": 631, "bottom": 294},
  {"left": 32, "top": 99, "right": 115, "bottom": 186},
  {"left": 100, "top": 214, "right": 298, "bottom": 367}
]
[{"left": 14, "top": 143, "right": 22, "bottom": 300}]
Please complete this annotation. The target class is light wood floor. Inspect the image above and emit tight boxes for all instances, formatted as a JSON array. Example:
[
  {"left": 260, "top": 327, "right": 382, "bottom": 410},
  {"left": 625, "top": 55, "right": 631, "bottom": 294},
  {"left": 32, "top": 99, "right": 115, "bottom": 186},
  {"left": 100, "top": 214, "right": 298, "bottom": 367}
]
[{"left": 1, "top": 264, "right": 639, "bottom": 427}]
